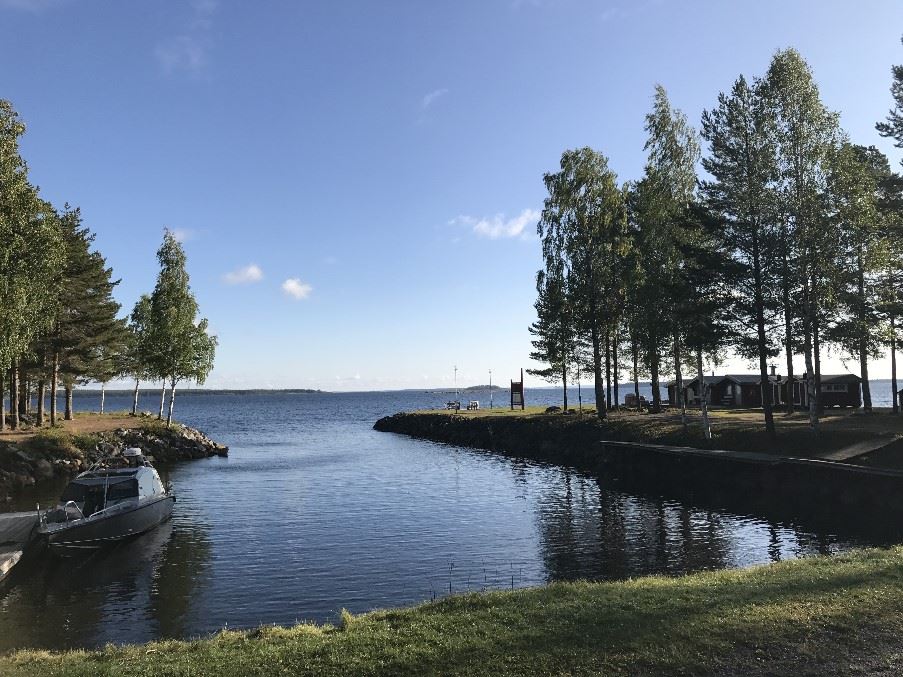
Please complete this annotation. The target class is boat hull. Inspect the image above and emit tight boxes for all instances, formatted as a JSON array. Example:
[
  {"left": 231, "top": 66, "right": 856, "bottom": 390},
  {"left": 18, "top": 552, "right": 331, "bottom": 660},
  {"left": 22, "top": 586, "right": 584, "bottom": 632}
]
[{"left": 41, "top": 495, "right": 175, "bottom": 554}]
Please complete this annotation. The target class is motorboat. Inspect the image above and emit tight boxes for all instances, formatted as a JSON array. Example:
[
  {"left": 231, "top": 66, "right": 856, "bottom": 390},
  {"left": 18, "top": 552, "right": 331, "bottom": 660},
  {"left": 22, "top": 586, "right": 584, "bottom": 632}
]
[{"left": 37, "top": 448, "right": 175, "bottom": 553}]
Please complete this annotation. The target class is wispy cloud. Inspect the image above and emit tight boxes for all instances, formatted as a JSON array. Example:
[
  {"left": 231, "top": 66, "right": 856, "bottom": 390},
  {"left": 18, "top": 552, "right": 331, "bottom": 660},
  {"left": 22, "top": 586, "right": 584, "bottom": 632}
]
[
  {"left": 170, "top": 228, "right": 196, "bottom": 243},
  {"left": 155, "top": 0, "right": 217, "bottom": 74},
  {"left": 451, "top": 208, "right": 540, "bottom": 240},
  {"left": 421, "top": 88, "right": 449, "bottom": 110},
  {"left": 282, "top": 278, "right": 313, "bottom": 300},
  {"left": 223, "top": 264, "right": 263, "bottom": 285}
]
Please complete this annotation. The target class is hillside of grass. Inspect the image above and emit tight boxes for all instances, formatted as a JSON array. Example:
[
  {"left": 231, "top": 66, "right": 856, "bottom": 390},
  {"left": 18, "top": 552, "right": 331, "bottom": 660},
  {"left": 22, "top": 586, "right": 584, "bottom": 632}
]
[
  {"left": 404, "top": 406, "right": 903, "bottom": 459},
  {"left": 4, "top": 547, "right": 903, "bottom": 676}
]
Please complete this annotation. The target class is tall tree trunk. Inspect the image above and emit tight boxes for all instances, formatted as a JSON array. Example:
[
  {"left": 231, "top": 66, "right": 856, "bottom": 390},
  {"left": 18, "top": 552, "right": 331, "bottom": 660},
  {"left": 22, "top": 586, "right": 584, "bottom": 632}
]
[
  {"left": 166, "top": 380, "right": 177, "bottom": 427},
  {"left": 613, "top": 323, "right": 619, "bottom": 410},
  {"left": 802, "top": 282, "right": 819, "bottom": 431},
  {"left": 577, "top": 362, "right": 582, "bottom": 412},
  {"left": 752, "top": 234, "right": 776, "bottom": 439},
  {"left": 859, "top": 344, "right": 872, "bottom": 413},
  {"left": 10, "top": 360, "right": 19, "bottom": 430},
  {"left": 0, "top": 368, "right": 5, "bottom": 431},
  {"left": 781, "top": 243, "right": 795, "bottom": 415},
  {"left": 632, "top": 337, "right": 640, "bottom": 407},
  {"left": 561, "top": 363, "right": 568, "bottom": 411},
  {"left": 591, "top": 324, "right": 606, "bottom": 420},
  {"left": 650, "top": 351, "right": 661, "bottom": 413},
  {"left": 814, "top": 314, "right": 823, "bottom": 415},
  {"left": 50, "top": 353, "right": 59, "bottom": 426},
  {"left": 857, "top": 249, "right": 872, "bottom": 413},
  {"left": 100, "top": 383, "right": 106, "bottom": 415},
  {"left": 132, "top": 378, "right": 140, "bottom": 416},
  {"left": 17, "top": 372, "right": 27, "bottom": 419},
  {"left": 673, "top": 332, "right": 686, "bottom": 431},
  {"left": 158, "top": 383, "right": 166, "bottom": 420},
  {"left": 605, "top": 327, "right": 612, "bottom": 411},
  {"left": 697, "top": 347, "right": 711, "bottom": 440},
  {"left": 64, "top": 385, "right": 73, "bottom": 421},
  {"left": 892, "top": 314, "right": 898, "bottom": 415},
  {"left": 36, "top": 379, "right": 45, "bottom": 427}
]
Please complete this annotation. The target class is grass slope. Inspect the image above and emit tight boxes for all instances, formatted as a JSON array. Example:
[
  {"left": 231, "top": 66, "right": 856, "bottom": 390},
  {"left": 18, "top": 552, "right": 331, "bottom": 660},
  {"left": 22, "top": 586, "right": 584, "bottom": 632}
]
[
  {"left": 5, "top": 547, "right": 903, "bottom": 676},
  {"left": 417, "top": 406, "right": 903, "bottom": 459}
]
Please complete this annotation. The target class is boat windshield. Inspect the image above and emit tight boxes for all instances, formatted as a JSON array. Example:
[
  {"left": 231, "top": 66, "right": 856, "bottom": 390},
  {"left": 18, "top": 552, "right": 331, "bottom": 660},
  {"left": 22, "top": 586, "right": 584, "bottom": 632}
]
[{"left": 61, "top": 478, "right": 139, "bottom": 516}]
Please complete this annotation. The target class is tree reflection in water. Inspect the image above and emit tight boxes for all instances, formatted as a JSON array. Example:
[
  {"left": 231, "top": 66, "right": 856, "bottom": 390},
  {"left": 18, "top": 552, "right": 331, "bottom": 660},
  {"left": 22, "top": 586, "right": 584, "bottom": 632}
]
[{"left": 531, "top": 464, "right": 903, "bottom": 585}]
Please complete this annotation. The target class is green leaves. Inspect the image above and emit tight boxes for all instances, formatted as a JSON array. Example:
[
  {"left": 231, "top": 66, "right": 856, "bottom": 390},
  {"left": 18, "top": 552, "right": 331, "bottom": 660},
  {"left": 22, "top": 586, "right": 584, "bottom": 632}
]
[
  {"left": 147, "top": 229, "right": 217, "bottom": 388},
  {"left": 0, "top": 100, "right": 65, "bottom": 375}
]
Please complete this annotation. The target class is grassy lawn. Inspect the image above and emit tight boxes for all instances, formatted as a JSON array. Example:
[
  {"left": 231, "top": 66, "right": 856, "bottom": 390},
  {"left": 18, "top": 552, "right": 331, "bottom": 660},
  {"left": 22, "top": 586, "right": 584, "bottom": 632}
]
[
  {"left": 414, "top": 405, "right": 903, "bottom": 459},
  {"left": 0, "top": 412, "right": 148, "bottom": 445},
  {"left": 0, "top": 415, "right": 180, "bottom": 486},
  {"left": 5, "top": 547, "right": 903, "bottom": 675}
]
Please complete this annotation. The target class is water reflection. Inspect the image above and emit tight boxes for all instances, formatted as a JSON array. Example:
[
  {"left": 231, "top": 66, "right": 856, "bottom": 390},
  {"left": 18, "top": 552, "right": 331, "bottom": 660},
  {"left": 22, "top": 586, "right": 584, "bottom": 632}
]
[
  {"left": 0, "top": 516, "right": 210, "bottom": 652},
  {"left": 4, "top": 390, "right": 903, "bottom": 652},
  {"left": 530, "top": 463, "right": 903, "bottom": 587}
]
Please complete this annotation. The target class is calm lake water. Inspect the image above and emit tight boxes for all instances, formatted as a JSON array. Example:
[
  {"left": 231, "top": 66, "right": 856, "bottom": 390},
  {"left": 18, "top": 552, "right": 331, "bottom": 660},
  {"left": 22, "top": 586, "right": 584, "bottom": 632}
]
[{"left": 1, "top": 384, "right": 902, "bottom": 652}]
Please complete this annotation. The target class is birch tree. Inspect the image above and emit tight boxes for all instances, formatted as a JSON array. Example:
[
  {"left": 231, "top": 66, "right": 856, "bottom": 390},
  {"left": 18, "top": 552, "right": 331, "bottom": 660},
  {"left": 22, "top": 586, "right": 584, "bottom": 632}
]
[
  {"left": 537, "top": 148, "right": 630, "bottom": 420},
  {"left": 148, "top": 230, "right": 217, "bottom": 426},
  {"left": 765, "top": 49, "right": 839, "bottom": 430}
]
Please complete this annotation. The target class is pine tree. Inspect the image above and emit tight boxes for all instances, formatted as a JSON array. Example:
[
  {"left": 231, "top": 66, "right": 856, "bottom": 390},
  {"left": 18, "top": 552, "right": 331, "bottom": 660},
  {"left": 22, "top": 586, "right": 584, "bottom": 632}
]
[
  {"left": 701, "top": 74, "right": 781, "bottom": 438},
  {"left": 877, "top": 35, "right": 903, "bottom": 157},
  {"left": 527, "top": 268, "right": 574, "bottom": 409},
  {"left": 823, "top": 144, "right": 893, "bottom": 413},
  {"left": 43, "top": 206, "right": 123, "bottom": 421},
  {"left": 0, "top": 100, "right": 64, "bottom": 430},
  {"left": 635, "top": 85, "right": 700, "bottom": 422}
]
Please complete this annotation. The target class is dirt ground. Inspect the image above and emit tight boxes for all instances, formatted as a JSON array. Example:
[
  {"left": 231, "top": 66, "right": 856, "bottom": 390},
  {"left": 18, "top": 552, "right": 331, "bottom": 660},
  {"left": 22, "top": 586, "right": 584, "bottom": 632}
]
[{"left": 0, "top": 413, "right": 142, "bottom": 444}]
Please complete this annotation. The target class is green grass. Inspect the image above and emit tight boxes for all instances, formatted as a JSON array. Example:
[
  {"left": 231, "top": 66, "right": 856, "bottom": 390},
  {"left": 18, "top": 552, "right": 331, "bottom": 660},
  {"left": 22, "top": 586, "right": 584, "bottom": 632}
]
[
  {"left": 411, "top": 406, "right": 903, "bottom": 458},
  {"left": 18, "top": 427, "right": 100, "bottom": 458},
  {"left": 5, "top": 547, "right": 903, "bottom": 675}
]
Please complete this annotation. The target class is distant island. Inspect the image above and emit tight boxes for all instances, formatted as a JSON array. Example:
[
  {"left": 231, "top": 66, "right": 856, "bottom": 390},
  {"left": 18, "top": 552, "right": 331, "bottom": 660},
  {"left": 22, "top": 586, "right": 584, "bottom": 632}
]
[
  {"left": 72, "top": 389, "right": 325, "bottom": 396},
  {"left": 420, "top": 385, "right": 505, "bottom": 394}
]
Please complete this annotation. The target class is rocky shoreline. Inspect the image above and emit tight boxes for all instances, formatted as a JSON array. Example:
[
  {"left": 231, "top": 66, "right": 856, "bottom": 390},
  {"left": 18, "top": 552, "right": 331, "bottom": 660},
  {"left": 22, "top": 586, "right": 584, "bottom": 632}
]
[
  {"left": 373, "top": 411, "right": 609, "bottom": 468},
  {"left": 373, "top": 411, "right": 903, "bottom": 521},
  {"left": 0, "top": 421, "right": 228, "bottom": 502}
]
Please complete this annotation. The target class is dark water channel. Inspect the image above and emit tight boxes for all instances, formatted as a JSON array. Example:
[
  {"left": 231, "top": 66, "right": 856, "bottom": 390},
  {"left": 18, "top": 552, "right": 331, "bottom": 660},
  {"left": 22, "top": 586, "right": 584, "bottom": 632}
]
[{"left": 2, "top": 389, "right": 901, "bottom": 652}]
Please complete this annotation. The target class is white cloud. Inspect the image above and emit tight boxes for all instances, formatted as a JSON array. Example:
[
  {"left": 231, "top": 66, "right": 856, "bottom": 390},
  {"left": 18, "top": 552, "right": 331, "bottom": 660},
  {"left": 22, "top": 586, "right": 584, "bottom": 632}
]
[
  {"left": 155, "top": 35, "right": 209, "bottom": 74},
  {"left": 170, "top": 228, "right": 195, "bottom": 242},
  {"left": 421, "top": 88, "right": 449, "bottom": 110},
  {"left": 223, "top": 264, "right": 263, "bottom": 285},
  {"left": 282, "top": 278, "right": 313, "bottom": 300},
  {"left": 155, "top": 0, "right": 217, "bottom": 74},
  {"left": 451, "top": 208, "right": 540, "bottom": 240}
]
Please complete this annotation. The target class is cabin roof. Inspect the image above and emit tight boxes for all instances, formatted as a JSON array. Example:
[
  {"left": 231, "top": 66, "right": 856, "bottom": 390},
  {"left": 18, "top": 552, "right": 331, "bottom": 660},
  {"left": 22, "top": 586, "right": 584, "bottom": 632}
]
[
  {"left": 819, "top": 374, "right": 862, "bottom": 384},
  {"left": 668, "top": 374, "right": 779, "bottom": 387},
  {"left": 779, "top": 374, "right": 862, "bottom": 384}
]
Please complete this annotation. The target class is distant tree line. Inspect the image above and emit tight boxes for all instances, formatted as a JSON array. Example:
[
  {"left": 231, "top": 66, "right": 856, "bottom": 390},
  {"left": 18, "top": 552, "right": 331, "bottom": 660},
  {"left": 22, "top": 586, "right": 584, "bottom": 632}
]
[
  {"left": 529, "top": 44, "right": 903, "bottom": 439},
  {"left": 0, "top": 100, "right": 216, "bottom": 429}
]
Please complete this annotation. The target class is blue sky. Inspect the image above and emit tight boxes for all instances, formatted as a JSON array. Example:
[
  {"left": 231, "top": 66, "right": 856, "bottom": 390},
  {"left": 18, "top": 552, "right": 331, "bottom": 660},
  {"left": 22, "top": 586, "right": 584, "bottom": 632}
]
[{"left": 2, "top": 0, "right": 902, "bottom": 390}]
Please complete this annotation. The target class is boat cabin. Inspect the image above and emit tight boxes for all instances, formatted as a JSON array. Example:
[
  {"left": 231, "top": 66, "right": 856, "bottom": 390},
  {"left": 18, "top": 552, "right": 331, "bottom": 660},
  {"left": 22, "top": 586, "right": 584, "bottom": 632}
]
[{"left": 58, "top": 466, "right": 165, "bottom": 518}]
